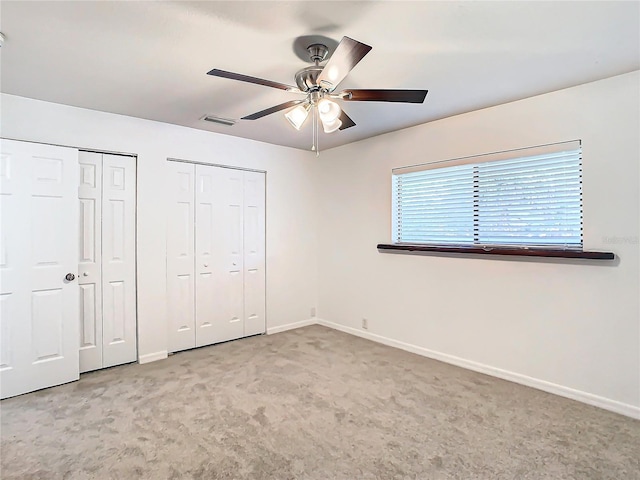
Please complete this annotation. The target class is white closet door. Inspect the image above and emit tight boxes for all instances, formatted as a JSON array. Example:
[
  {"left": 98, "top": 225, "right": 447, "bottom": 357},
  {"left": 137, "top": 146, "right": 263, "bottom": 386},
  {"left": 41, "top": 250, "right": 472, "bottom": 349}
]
[
  {"left": 101, "top": 154, "right": 137, "bottom": 367},
  {"left": 195, "top": 164, "right": 217, "bottom": 347},
  {"left": 78, "top": 151, "right": 103, "bottom": 373},
  {"left": 0, "top": 139, "right": 79, "bottom": 399},
  {"left": 167, "top": 161, "right": 196, "bottom": 352},
  {"left": 211, "top": 167, "right": 245, "bottom": 343},
  {"left": 243, "top": 171, "right": 266, "bottom": 336}
]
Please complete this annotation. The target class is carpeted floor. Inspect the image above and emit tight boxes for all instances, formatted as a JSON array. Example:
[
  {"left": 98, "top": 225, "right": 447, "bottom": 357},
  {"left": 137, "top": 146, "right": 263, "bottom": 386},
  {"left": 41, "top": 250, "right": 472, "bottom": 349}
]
[{"left": 1, "top": 325, "right": 639, "bottom": 479}]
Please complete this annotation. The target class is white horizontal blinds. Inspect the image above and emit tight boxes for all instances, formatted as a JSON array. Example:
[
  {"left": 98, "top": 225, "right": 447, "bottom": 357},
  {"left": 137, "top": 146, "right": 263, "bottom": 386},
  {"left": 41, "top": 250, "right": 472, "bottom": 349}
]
[
  {"left": 394, "top": 163, "right": 475, "bottom": 244},
  {"left": 476, "top": 149, "right": 582, "bottom": 248},
  {"left": 393, "top": 141, "right": 582, "bottom": 248}
]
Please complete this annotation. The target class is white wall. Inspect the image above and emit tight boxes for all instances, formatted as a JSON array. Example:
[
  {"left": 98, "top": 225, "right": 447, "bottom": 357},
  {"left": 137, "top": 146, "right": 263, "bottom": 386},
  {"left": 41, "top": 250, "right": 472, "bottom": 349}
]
[
  {"left": 317, "top": 71, "right": 640, "bottom": 417},
  {"left": 0, "top": 94, "right": 319, "bottom": 360},
  {"left": 3, "top": 72, "right": 638, "bottom": 418}
]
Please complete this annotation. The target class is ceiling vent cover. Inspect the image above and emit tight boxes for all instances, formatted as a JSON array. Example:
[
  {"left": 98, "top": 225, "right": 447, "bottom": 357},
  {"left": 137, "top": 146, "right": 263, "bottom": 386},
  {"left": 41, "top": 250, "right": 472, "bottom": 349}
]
[{"left": 201, "top": 115, "right": 236, "bottom": 126}]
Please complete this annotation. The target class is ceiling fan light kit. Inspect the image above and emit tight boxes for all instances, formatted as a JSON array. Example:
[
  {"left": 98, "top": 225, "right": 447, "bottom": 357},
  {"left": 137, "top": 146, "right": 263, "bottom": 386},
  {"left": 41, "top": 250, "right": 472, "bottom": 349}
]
[
  {"left": 285, "top": 103, "right": 311, "bottom": 130},
  {"left": 317, "top": 98, "right": 342, "bottom": 133},
  {"left": 321, "top": 117, "right": 342, "bottom": 134},
  {"left": 317, "top": 98, "right": 341, "bottom": 121},
  {"left": 207, "top": 36, "right": 428, "bottom": 155}
]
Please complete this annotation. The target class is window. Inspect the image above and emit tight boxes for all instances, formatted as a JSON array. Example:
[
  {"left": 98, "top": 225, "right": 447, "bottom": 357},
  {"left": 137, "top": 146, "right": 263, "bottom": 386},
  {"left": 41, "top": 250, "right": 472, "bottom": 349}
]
[{"left": 392, "top": 141, "right": 582, "bottom": 250}]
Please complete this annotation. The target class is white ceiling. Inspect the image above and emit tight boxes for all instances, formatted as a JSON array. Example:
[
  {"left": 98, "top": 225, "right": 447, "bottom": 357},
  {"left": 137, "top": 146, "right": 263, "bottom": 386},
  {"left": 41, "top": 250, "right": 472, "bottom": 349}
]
[{"left": 1, "top": 1, "right": 638, "bottom": 151}]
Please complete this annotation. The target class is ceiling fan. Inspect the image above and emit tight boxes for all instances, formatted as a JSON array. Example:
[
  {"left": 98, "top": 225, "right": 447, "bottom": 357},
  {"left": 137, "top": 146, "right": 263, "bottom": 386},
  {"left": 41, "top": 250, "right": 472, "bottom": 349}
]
[{"left": 207, "top": 36, "right": 428, "bottom": 153}]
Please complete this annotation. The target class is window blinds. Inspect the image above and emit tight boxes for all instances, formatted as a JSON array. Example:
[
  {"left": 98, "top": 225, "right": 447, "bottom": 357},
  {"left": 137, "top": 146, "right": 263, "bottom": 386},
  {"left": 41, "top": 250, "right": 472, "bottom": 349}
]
[{"left": 392, "top": 141, "right": 582, "bottom": 249}]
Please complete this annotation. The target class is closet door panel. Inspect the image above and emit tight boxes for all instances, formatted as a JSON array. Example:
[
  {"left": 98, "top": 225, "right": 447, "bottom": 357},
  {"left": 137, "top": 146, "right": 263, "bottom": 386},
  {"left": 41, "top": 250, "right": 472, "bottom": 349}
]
[
  {"left": 211, "top": 167, "right": 244, "bottom": 343},
  {"left": 0, "top": 139, "right": 79, "bottom": 399},
  {"left": 167, "top": 162, "right": 196, "bottom": 352},
  {"left": 243, "top": 171, "right": 266, "bottom": 336},
  {"left": 78, "top": 151, "right": 103, "bottom": 373},
  {"left": 195, "top": 165, "right": 216, "bottom": 347},
  {"left": 102, "top": 154, "right": 137, "bottom": 367}
]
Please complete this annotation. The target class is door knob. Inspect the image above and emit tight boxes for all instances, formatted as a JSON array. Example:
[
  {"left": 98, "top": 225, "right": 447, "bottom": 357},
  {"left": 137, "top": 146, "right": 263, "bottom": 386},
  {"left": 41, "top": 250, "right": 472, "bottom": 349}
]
[
  {"left": 65, "top": 273, "right": 76, "bottom": 281},
  {"left": 204, "top": 264, "right": 208, "bottom": 267},
  {"left": 83, "top": 272, "right": 89, "bottom": 277}
]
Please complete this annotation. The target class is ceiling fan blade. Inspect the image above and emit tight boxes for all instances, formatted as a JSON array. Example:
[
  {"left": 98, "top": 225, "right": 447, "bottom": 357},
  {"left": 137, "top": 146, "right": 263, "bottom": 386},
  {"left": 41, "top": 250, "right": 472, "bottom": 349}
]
[
  {"left": 316, "top": 36, "right": 372, "bottom": 91},
  {"left": 242, "top": 100, "right": 306, "bottom": 120},
  {"left": 341, "top": 89, "right": 428, "bottom": 103},
  {"left": 207, "top": 68, "right": 300, "bottom": 92},
  {"left": 338, "top": 110, "right": 356, "bottom": 130}
]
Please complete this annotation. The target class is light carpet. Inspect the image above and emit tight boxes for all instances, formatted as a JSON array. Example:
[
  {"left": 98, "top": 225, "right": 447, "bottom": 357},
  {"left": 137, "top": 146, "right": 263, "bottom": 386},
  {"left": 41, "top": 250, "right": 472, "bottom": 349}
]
[{"left": 1, "top": 325, "right": 639, "bottom": 479}]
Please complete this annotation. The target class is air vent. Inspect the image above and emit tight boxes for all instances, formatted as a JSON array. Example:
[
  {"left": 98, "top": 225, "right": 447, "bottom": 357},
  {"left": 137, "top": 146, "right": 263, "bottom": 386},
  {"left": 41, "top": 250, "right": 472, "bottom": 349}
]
[{"left": 201, "top": 115, "right": 236, "bottom": 126}]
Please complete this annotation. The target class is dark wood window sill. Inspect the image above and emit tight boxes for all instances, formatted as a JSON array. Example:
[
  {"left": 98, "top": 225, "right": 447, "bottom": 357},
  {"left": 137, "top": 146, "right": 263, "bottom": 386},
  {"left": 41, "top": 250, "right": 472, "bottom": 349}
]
[{"left": 377, "top": 244, "right": 615, "bottom": 260}]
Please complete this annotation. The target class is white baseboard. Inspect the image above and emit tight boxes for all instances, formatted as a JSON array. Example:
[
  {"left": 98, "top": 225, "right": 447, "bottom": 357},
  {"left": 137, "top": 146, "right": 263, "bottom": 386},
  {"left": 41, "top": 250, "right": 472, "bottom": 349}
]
[
  {"left": 138, "top": 350, "right": 168, "bottom": 365},
  {"left": 316, "top": 318, "right": 640, "bottom": 420},
  {"left": 266, "top": 318, "right": 316, "bottom": 335}
]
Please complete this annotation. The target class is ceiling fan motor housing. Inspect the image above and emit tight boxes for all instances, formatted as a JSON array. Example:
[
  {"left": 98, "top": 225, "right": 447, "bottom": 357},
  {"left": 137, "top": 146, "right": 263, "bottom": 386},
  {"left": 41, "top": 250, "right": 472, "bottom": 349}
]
[{"left": 295, "top": 66, "right": 324, "bottom": 92}]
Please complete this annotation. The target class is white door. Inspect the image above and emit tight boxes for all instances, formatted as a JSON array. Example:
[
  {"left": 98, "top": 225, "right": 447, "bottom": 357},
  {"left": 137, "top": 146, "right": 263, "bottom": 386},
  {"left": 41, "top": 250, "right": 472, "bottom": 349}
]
[
  {"left": 166, "top": 161, "right": 196, "bottom": 352},
  {"left": 101, "top": 154, "right": 137, "bottom": 367},
  {"left": 243, "top": 171, "right": 266, "bottom": 337},
  {"left": 167, "top": 162, "right": 266, "bottom": 350},
  {"left": 78, "top": 152, "right": 137, "bottom": 373},
  {"left": 0, "top": 139, "right": 80, "bottom": 399},
  {"left": 195, "top": 164, "right": 217, "bottom": 347},
  {"left": 78, "top": 151, "right": 103, "bottom": 372},
  {"left": 211, "top": 167, "right": 246, "bottom": 343}
]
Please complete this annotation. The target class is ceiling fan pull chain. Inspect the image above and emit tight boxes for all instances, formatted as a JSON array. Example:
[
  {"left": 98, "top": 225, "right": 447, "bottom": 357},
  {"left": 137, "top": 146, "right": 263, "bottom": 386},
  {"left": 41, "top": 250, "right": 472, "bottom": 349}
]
[
  {"left": 315, "top": 107, "right": 320, "bottom": 157},
  {"left": 311, "top": 106, "right": 315, "bottom": 151},
  {"left": 311, "top": 105, "right": 317, "bottom": 153}
]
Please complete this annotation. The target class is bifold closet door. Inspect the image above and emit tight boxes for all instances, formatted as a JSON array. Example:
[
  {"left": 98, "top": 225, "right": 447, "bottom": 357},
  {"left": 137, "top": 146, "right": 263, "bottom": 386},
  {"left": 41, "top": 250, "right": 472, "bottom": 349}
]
[
  {"left": 101, "top": 154, "right": 137, "bottom": 368},
  {"left": 194, "top": 164, "right": 220, "bottom": 347},
  {"left": 0, "top": 139, "right": 80, "bottom": 399},
  {"left": 204, "top": 167, "right": 266, "bottom": 342},
  {"left": 242, "top": 171, "right": 266, "bottom": 337},
  {"left": 206, "top": 166, "right": 246, "bottom": 344},
  {"left": 78, "top": 152, "right": 137, "bottom": 373},
  {"left": 78, "top": 152, "right": 103, "bottom": 372},
  {"left": 167, "top": 161, "right": 196, "bottom": 352},
  {"left": 168, "top": 162, "right": 265, "bottom": 352}
]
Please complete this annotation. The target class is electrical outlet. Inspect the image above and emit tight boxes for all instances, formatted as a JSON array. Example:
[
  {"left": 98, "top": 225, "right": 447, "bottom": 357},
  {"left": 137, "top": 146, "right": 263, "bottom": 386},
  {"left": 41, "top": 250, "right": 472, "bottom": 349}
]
[
  {"left": 362, "top": 318, "right": 368, "bottom": 330},
  {"left": 311, "top": 307, "right": 316, "bottom": 317}
]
